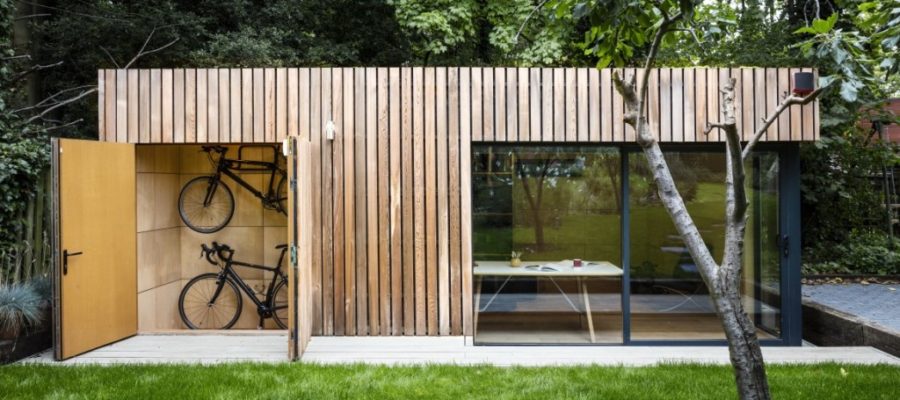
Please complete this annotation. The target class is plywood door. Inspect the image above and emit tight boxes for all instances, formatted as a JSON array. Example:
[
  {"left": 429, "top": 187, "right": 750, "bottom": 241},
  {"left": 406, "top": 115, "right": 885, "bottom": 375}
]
[
  {"left": 287, "top": 137, "right": 298, "bottom": 359},
  {"left": 53, "top": 138, "right": 136, "bottom": 360},
  {"left": 287, "top": 137, "right": 313, "bottom": 360}
]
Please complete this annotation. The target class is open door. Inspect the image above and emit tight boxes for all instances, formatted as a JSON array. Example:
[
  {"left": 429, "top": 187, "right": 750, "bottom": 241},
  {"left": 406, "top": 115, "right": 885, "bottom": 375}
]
[
  {"left": 52, "top": 138, "right": 137, "bottom": 360},
  {"left": 286, "top": 137, "right": 313, "bottom": 360}
]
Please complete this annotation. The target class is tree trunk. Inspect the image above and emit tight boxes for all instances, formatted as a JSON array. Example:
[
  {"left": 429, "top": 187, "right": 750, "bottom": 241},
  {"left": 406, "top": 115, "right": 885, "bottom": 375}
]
[
  {"left": 533, "top": 217, "right": 545, "bottom": 249},
  {"left": 714, "top": 286, "right": 770, "bottom": 400},
  {"left": 613, "top": 70, "right": 771, "bottom": 400}
]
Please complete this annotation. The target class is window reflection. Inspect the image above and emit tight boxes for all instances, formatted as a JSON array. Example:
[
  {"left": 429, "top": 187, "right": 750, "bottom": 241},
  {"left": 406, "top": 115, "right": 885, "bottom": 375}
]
[
  {"left": 472, "top": 146, "right": 622, "bottom": 344},
  {"left": 628, "top": 152, "right": 781, "bottom": 340}
]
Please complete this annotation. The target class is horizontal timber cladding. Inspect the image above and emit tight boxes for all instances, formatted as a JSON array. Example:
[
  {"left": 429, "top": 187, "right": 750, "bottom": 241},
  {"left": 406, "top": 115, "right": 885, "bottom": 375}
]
[{"left": 98, "top": 67, "right": 817, "bottom": 337}]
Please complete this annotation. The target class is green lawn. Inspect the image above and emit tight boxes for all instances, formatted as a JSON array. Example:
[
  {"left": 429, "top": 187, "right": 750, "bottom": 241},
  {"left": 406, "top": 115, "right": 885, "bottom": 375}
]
[{"left": 1, "top": 363, "right": 898, "bottom": 399}]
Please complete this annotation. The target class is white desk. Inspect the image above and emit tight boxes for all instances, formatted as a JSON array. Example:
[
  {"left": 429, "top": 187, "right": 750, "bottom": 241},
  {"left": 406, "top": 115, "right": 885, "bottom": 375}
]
[{"left": 473, "top": 260, "right": 623, "bottom": 343}]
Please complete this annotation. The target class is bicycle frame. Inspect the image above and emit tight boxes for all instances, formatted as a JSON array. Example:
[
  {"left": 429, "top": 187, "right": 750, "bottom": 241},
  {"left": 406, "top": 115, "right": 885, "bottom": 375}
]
[
  {"left": 202, "top": 145, "right": 287, "bottom": 214},
  {"left": 210, "top": 250, "right": 288, "bottom": 317}
]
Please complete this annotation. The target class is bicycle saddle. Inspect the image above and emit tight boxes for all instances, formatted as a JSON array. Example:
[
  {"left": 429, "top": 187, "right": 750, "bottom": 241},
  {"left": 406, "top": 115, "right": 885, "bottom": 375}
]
[{"left": 275, "top": 244, "right": 288, "bottom": 250}]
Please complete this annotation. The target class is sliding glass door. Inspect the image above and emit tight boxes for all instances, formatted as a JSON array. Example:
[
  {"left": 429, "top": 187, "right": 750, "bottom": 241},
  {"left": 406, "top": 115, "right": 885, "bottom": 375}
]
[
  {"left": 627, "top": 151, "right": 782, "bottom": 341},
  {"left": 469, "top": 145, "right": 788, "bottom": 345}
]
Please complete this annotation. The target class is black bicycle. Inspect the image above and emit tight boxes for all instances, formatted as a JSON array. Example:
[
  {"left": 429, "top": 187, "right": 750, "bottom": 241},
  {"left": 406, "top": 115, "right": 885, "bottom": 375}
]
[
  {"left": 178, "top": 145, "right": 287, "bottom": 233},
  {"left": 178, "top": 242, "right": 289, "bottom": 330}
]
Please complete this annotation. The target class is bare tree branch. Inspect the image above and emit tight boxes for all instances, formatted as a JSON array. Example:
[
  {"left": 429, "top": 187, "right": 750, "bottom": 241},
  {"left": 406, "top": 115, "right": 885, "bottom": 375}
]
[
  {"left": 100, "top": 46, "right": 121, "bottom": 68},
  {"left": 12, "top": 85, "right": 96, "bottom": 114},
  {"left": 2, "top": 54, "right": 31, "bottom": 61},
  {"left": 741, "top": 87, "right": 823, "bottom": 159},
  {"left": 123, "top": 28, "right": 180, "bottom": 69},
  {"left": 637, "top": 6, "right": 685, "bottom": 114},
  {"left": 14, "top": 13, "right": 51, "bottom": 20},
  {"left": 25, "top": 88, "right": 97, "bottom": 124},
  {"left": 612, "top": 63, "right": 720, "bottom": 290},
  {"left": 703, "top": 122, "right": 728, "bottom": 135},
  {"left": 718, "top": 78, "right": 747, "bottom": 223},
  {"left": 21, "top": 1, "right": 130, "bottom": 22},
  {"left": 514, "top": 0, "right": 550, "bottom": 44},
  {"left": 3, "top": 61, "right": 64, "bottom": 88},
  {"left": 42, "top": 119, "right": 84, "bottom": 132}
]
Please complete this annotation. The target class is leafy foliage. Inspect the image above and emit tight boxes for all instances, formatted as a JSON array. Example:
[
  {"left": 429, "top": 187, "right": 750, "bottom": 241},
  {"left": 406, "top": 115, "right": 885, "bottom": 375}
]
[
  {"left": 0, "top": 0, "right": 51, "bottom": 284},
  {"left": 794, "top": 1, "right": 899, "bottom": 120},
  {"left": 31, "top": 0, "right": 410, "bottom": 137},
  {"left": 800, "top": 132, "right": 898, "bottom": 246},
  {"left": 803, "top": 231, "right": 900, "bottom": 275},
  {"left": 547, "top": 0, "right": 723, "bottom": 67},
  {"left": 388, "top": 0, "right": 478, "bottom": 63},
  {"left": 389, "top": 0, "right": 579, "bottom": 65}
]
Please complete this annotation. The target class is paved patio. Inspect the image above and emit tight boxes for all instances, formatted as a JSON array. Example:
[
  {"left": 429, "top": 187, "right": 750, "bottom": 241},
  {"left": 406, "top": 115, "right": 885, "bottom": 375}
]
[
  {"left": 803, "top": 283, "right": 899, "bottom": 331},
  {"left": 20, "top": 334, "right": 900, "bottom": 366}
]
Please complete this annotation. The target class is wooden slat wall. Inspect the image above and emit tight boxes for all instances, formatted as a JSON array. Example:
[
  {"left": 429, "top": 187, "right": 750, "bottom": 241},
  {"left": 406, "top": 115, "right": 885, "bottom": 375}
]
[
  {"left": 98, "top": 67, "right": 819, "bottom": 145},
  {"left": 99, "top": 67, "right": 818, "bottom": 337}
]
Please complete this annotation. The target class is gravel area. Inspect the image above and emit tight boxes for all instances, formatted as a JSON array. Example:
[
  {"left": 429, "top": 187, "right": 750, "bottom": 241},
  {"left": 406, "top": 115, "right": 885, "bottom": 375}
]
[{"left": 802, "top": 283, "right": 900, "bottom": 332}]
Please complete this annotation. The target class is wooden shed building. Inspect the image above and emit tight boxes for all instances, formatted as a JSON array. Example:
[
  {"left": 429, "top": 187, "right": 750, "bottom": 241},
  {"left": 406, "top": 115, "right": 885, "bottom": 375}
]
[{"left": 51, "top": 67, "right": 816, "bottom": 360}]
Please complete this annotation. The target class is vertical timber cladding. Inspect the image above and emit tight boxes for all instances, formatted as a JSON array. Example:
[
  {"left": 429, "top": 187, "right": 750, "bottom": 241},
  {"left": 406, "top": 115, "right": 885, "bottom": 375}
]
[{"left": 98, "top": 67, "right": 819, "bottom": 336}]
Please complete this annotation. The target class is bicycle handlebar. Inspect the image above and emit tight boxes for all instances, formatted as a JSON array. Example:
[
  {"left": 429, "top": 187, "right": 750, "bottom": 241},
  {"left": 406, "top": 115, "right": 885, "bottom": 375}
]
[
  {"left": 201, "top": 145, "right": 228, "bottom": 154},
  {"left": 199, "top": 242, "right": 233, "bottom": 266}
]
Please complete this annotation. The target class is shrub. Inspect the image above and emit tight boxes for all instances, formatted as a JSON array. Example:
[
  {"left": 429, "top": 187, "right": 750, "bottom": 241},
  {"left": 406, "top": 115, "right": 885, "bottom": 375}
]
[
  {"left": 0, "top": 282, "right": 44, "bottom": 338},
  {"left": 29, "top": 277, "right": 51, "bottom": 303},
  {"left": 802, "top": 231, "right": 900, "bottom": 276}
]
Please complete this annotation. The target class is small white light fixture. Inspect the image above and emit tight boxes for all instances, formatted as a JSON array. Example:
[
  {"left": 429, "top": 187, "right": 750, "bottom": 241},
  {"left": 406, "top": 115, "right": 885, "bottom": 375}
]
[{"left": 325, "top": 120, "right": 335, "bottom": 140}]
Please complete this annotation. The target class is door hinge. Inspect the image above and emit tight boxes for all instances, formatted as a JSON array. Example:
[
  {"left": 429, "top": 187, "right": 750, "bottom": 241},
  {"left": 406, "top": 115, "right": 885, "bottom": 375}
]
[
  {"left": 290, "top": 245, "right": 298, "bottom": 269},
  {"left": 290, "top": 178, "right": 297, "bottom": 191}
]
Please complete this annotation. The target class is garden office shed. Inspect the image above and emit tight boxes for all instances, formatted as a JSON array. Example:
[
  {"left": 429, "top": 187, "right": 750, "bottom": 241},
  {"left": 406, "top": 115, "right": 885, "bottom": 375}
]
[{"left": 50, "top": 66, "right": 817, "bottom": 361}]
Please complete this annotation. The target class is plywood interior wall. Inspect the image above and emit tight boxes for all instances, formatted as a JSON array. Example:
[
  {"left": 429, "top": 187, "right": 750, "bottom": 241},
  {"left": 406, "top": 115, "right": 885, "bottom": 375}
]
[
  {"left": 136, "top": 145, "right": 182, "bottom": 331},
  {"left": 136, "top": 144, "right": 287, "bottom": 331}
]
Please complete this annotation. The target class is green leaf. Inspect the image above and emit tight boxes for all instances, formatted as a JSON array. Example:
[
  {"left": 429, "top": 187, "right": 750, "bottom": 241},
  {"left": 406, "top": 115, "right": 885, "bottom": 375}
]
[
  {"left": 812, "top": 13, "right": 839, "bottom": 34},
  {"left": 794, "top": 26, "right": 818, "bottom": 35},
  {"left": 572, "top": 3, "right": 589, "bottom": 20},
  {"left": 818, "top": 75, "right": 838, "bottom": 88},
  {"left": 840, "top": 80, "right": 859, "bottom": 102}
]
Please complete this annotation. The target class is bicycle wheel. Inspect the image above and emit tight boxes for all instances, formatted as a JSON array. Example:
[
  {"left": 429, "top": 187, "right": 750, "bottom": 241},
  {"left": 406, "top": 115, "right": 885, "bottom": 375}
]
[
  {"left": 179, "top": 176, "right": 235, "bottom": 233},
  {"left": 271, "top": 279, "right": 289, "bottom": 329},
  {"left": 179, "top": 273, "right": 243, "bottom": 329}
]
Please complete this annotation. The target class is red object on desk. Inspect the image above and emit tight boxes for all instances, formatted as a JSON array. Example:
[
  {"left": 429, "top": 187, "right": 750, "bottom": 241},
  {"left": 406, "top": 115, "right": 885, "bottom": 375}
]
[{"left": 573, "top": 258, "right": 582, "bottom": 267}]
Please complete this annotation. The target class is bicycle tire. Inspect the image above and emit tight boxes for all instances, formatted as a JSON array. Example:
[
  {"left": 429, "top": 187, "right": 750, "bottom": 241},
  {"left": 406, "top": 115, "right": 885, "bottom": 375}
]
[
  {"left": 275, "top": 173, "right": 288, "bottom": 215},
  {"left": 178, "top": 273, "right": 243, "bottom": 330},
  {"left": 178, "top": 176, "right": 235, "bottom": 233},
  {"left": 271, "top": 279, "right": 289, "bottom": 329}
]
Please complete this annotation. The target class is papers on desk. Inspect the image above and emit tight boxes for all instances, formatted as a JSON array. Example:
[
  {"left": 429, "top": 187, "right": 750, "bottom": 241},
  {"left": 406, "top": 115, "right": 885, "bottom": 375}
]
[
  {"left": 523, "top": 260, "right": 592, "bottom": 272},
  {"left": 524, "top": 264, "right": 560, "bottom": 272}
]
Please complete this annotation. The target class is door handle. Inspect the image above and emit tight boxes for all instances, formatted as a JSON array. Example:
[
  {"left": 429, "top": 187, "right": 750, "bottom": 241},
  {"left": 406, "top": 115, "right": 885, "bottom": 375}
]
[
  {"left": 779, "top": 235, "right": 789, "bottom": 258},
  {"left": 63, "top": 249, "right": 83, "bottom": 275}
]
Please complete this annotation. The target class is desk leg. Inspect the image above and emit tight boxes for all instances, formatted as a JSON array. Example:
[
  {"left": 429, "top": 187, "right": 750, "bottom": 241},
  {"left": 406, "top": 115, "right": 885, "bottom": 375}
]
[
  {"left": 474, "top": 276, "right": 482, "bottom": 336},
  {"left": 581, "top": 278, "right": 595, "bottom": 343},
  {"left": 576, "top": 277, "right": 586, "bottom": 329}
]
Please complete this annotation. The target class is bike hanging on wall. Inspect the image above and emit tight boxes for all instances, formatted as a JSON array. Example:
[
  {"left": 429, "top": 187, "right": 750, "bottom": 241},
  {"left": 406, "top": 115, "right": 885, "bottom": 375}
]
[
  {"left": 179, "top": 242, "right": 289, "bottom": 329},
  {"left": 178, "top": 145, "right": 287, "bottom": 233}
]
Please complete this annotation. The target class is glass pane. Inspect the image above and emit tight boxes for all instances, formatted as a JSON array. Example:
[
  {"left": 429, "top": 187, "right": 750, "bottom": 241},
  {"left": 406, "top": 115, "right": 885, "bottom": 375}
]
[
  {"left": 628, "top": 151, "right": 781, "bottom": 341},
  {"left": 744, "top": 153, "right": 781, "bottom": 336},
  {"left": 472, "top": 145, "right": 622, "bottom": 344}
]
